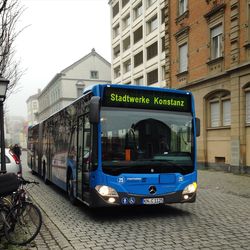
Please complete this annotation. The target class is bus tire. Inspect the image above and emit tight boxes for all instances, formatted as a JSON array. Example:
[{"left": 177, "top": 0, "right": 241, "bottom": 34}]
[
  {"left": 67, "top": 173, "right": 77, "bottom": 205},
  {"left": 42, "top": 161, "right": 49, "bottom": 185}
]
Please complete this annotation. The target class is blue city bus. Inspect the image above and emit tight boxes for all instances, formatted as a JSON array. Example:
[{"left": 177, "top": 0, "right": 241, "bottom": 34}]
[{"left": 27, "top": 84, "right": 200, "bottom": 207}]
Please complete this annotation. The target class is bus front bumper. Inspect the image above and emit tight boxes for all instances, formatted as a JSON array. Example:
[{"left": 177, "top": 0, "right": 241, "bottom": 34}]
[{"left": 90, "top": 189, "right": 196, "bottom": 207}]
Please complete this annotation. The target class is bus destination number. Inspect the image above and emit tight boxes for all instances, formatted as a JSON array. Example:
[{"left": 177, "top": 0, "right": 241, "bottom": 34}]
[{"left": 142, "top": 197, "right": 164, "bottom": 205}]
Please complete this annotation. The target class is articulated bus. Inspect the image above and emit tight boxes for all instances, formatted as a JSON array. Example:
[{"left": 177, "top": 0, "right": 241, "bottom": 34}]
[{"left": 27, "top": 84, "right": 200, "bottom": 207}]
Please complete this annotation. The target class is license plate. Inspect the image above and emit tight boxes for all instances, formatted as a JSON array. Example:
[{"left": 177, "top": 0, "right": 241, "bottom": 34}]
[{"left": 142, "top": 197, "right": 164, "bottom": 205}]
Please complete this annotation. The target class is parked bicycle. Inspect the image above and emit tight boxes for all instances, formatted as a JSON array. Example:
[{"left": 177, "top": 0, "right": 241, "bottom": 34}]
[{"left": 0, "top": 173, "right": 42, "bottom": 246}]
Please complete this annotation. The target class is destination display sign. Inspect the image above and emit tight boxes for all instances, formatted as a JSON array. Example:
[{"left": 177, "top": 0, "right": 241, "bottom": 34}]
[{"left": 102, "top": 87, "right": 191, "bottom": 112}]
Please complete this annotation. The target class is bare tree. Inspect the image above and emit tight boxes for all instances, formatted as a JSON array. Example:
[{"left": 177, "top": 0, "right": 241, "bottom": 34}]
[{"left": 0, "top": 0, "right": 25, "bottom": 98}]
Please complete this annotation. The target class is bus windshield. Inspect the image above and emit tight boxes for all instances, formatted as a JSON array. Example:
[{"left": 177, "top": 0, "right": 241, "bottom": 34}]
[{"left": 101, "top": 107, "right": 194, "bottom": 176}]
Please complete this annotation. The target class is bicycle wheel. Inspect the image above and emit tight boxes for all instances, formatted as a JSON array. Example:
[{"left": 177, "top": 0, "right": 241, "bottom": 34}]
[
  {"left": 0, "top": 205, "right": 10, "bottom": 237},
  {"left": 4, "top": 202, "right": 42, "bottom": 245}
]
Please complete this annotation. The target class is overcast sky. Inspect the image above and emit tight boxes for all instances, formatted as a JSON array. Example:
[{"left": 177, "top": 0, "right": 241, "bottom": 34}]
[{"left": 6, "top": 0, "right": 111, "bottom": 117}]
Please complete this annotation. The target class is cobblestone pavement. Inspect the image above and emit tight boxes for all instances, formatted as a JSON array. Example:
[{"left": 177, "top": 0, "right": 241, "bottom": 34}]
[{"left": 1, "top": 153, "right": 250, "bottom": 250}]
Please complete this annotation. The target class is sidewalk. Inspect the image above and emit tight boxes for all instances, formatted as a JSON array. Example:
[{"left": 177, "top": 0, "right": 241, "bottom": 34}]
[
  {"left": 198, "top": 169, "right": 250, "bottom": 198},
  {"left": 0, "top": 169, "right": 250, "bottom": 250}
]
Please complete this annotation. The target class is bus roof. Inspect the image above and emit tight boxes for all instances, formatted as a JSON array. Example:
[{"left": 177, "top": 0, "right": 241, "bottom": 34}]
[{"left": 84, "top": 84, "right": 192, "bottom": 97}]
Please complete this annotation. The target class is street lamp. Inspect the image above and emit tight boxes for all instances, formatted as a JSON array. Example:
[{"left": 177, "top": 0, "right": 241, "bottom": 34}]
[{"left": 0, "top": 76, "right": 9, "bottom": 174}]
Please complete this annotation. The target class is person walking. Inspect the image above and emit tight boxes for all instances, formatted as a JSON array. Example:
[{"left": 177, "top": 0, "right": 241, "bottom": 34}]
[{"left": 12, "top": 144, "right": 21, "bottom": 160}]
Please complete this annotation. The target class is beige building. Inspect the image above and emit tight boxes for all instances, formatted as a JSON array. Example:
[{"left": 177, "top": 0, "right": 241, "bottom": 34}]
[
  {"left": 37, "top": 49, "right": 111, "bottom": 122},
  {"left": 168, "top": 0, "right": 250, "bottom": 174},
  {"left": 109, "top": 0, "right": 167, "bottom": 87}
]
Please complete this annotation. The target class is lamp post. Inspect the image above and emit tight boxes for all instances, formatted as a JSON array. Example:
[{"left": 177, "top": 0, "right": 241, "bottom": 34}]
[{"left": 0, "top": 76, "right": 9, "bottom": 174}]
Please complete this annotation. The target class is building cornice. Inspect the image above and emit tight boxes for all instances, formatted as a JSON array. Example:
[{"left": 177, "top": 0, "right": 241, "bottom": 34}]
[
  {"left": 26, "top": 93, "right": 39, "bottom": 103},
  {"left": 178, "top": 61, "right": 250, "bottom": 90},
  {"left": 63, "top": 78, "right": 111, "bottom": 83},
  {"left": 204, "top": 3, "right": 226, "bottom": 20},
  {"left": 38, "top": 73, "right": 63, "bottom": 97},
  {"left": 226, "top": 61, "right": 250, "bottom": 74},
  {"left": 174, "top": 26, "right": 190, "bottom": 39}
]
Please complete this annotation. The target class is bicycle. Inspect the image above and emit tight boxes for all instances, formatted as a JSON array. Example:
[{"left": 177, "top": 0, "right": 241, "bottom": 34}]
[{"left": 0, "top": 173, "right": 43, "bottom": 246}]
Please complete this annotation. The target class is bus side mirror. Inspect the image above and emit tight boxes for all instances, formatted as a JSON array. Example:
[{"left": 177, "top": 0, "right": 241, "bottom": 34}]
[
  {"left": 89, "top": 96, "right": 100, "bottom": 124},
  {"left": 195, "top": 117, "right": 200, "bottom": 137}
]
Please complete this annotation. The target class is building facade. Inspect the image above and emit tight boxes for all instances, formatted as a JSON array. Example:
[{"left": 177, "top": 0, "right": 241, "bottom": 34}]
[
  {"left": 26, "top": 90, "right": 40, "bottom": 126},
  {"left": 5, "top": 115, "right": 28, "bottom": 149},
  {"left": 109, "top": 0, "right": 168, "bottom": 87},
  {"left": 37, "top": 49, "right": 111, "bottom": 122},
  {"left": 169, "top": 0, "right": 250, "bottom": 173}
]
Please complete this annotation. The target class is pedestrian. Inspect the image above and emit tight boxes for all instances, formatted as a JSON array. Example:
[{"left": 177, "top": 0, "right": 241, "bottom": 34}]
[{"left": 12, "top": 144, "right": 21, "bottom": 160}]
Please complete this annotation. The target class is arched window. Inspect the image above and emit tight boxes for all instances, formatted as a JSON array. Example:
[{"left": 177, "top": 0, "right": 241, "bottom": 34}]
[{"left": 207, "top": 90, "right": 231, "bottom": 128}]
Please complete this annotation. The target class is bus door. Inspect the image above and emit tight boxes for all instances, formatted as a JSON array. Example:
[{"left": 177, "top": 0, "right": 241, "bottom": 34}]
[{"left": 77, "top": 114, "right": 91, "bottom": 200}]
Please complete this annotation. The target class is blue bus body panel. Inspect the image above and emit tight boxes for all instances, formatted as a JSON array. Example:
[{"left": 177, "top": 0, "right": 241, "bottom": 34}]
[{"left": 91, "top": 171, "right": 196, "bottom": 196}]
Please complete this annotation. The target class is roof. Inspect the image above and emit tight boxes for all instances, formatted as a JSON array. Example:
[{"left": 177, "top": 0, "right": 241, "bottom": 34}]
[
  {"left": 26, "top": 93, "right": 39, "bottom": 103},
  {"left": 38, "top": 49, "right": 110, "bottom": 97},
  {"left": 61, "top": 48, "right": 110, "bottom": 74}
]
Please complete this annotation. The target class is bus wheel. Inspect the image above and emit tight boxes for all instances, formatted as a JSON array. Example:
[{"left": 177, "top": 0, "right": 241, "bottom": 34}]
[
  {"left": 67, "top": 174, "right": 77, "bottom": 205},
  {"left": 42, "top": 163, "right": 49, "bottom": 185}
]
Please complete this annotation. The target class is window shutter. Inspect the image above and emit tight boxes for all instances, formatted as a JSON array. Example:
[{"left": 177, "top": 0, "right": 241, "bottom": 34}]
[
  {"left": 211, "top": 25, "right": 222, "bottom": 38},
  {"left": 246, "top": 92, "right": 250, "bottom": 123},
  {"left": 179, "top": 43, "right": 188, "bottom": 72},
  {"left": 210, "top": 102, "right": 220, "bottom": 127},
  {"left": 222, "top": 100, "right": 231, "bottom": 126}
]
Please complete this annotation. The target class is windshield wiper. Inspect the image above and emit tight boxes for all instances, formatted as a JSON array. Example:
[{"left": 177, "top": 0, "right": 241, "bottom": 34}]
[{"left": 147, "top": 160, "right": 187, "bottom": 171}]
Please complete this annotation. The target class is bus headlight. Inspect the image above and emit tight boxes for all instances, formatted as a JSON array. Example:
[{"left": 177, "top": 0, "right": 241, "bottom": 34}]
[
  {"left": 182, "top": 182, "right": 197, "bottom": 195},
  {"left": 95, "top": 185, "right": 119, "bottom": 197}
]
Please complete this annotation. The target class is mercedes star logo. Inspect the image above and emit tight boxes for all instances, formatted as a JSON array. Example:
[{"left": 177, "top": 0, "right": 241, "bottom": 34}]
[{"left": 149, "top": 185, "right": 157, "bottom": 194}]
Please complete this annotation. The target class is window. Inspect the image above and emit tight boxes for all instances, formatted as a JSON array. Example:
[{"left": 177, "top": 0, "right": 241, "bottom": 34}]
[
  {"left": 113, "top": 44, "right": 120, "bottom": 58},
  {"left": 77, "top": 88, "right": 84, "bottom": 97},
  {"left": 210, "top": 102, "right": 220, "bottom": 127},
  {"left": 161, "top": 8, "right": 166, "bottom": 24},
  {"left": 161, "top": 37, "right": 165, "bottom": 52},
  {"left": 147, "top": 15, "right": 158, "bottom": 34},
  {"left": 211, "top": 24, "right": 223, "bottom": 59},
  {"left": 208, "top": 92, "right": 231, "bottom": 128},
  {"left": 123, "top": 36, "right": 130, "bottom": 51},
  {"left": 134, "top": 76, "right": 143, "bottom": 85},
  {"left": 32, "top": 101, "right": 37, "bottom": 109},
  {"left": 134, "top": 26, "right": 143, "bottom": 44},
  {"left": 113, "top": 24, "right": 120, "bottom": 39},
  {"left": 123, "top": 59, "right": 131, "bottom": 73},
  {"left": 113, "top": 2, "right": 119, "bottom": 18},
  {"left": 134, "top": 51, "right": 143, "bottom": 67},
  {"left": 90, "top": 71, "right": 98, "bottom": 79},
  {"left": 162, "top": 65, "right": 166, "bottom": 80},
  {"left": 222, "top": 100, "right": 231, "bottom": 126},
  {"left": 179, "top": 0, "right": 188, "bottom": 16},
  {"left": 134, "top": 2, "right": 142, "bottom": 20},
  {"left": 179, "top": 43, "right": 188, "bottom": 73},
  {"left": 114, "top": 66, "right": 121, "bottom": 79},
  {"left": 147, "top": 0, "right": 156, "bottom": 8},
  {"left": 246, "top": 91, "right": 250, "bottom": 123},
  {"left": 147, "top": 42, "right": 158, "bottom": 60},
  {"left": 122, "top": 0, "right": 129, "bottom": 8},
  {"left": 122, "top": 14, "right": 130, "bottom": 30},
  {"left": 147, "top": 69, "right": 158, "bottom": 85}
]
